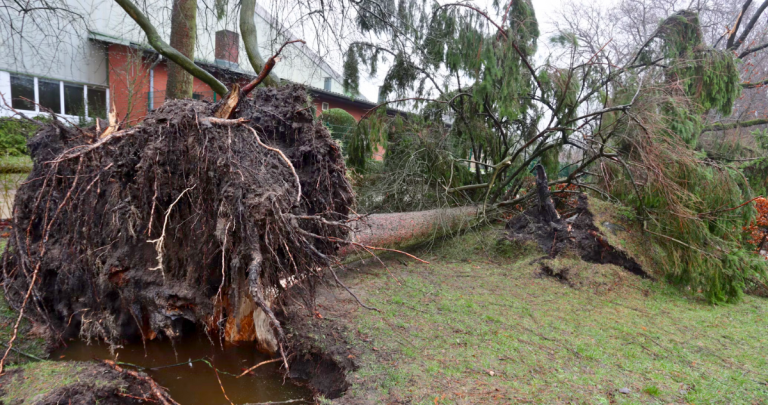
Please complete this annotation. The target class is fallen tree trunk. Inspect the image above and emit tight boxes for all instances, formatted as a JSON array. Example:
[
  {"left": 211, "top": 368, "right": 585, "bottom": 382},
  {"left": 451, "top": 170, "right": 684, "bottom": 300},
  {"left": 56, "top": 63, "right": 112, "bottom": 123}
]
[{"left": 341, "top": 206, "right": 479, "bottom": 258}]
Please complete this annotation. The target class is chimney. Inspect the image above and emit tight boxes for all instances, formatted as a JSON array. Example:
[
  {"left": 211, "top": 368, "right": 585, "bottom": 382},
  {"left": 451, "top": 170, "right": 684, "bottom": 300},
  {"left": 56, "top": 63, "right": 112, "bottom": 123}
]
[{"left": 215, "top": 30, "right": 239, "bottom": 69}]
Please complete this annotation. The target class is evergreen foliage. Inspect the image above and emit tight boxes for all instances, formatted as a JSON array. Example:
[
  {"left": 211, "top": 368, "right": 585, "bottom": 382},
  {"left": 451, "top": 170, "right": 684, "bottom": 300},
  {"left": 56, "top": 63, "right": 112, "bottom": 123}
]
[
  {"left": 321, "top": 108, "right": 357, "bottom": 140},
  {"left": 353, "top": 113, "right": 473, "bottom": 212},
  {"left": 603, "top": 11, "right": 763, "bottom": 303},
  {"left": 341, "top": 0, "right": 763, "bottom": 302},
  {"left": 342, "top": 48, "right": 360, "bottom": 95}
]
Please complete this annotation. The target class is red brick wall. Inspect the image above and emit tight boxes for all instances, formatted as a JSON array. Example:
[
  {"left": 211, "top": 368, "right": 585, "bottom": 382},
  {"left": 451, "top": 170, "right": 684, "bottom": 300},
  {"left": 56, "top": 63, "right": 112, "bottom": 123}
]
[
  {"left": 108, "top": 44, "right": 219, "bottom": 125},
  {"left": 312, "top": 98, "right": 372, "bottom": 121}
]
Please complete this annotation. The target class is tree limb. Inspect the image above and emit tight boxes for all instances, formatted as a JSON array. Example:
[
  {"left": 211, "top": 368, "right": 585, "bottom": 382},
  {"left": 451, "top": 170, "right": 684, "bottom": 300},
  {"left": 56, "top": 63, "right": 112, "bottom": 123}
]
[
  {"left": 240, "top": 0, "right": 278, "bottom": 86},
  {"left": 113, "top": 0, "right": 228, "bottom": 96},
  {"left": 730, "top": 0, "right": 768, "bottom": 51},
  {"left": 241, "top": 39, "right": 305, "bottom": 96},
  {"left": 742, "top": 78, "right": 768, "bottom": 88},
  {"left": 739, "top": 42, "right": 768, "bottom": 58},
  {"left": 701, "top": 118, "right": 768, "bottom": 133},
  {"left": 727, "top": 0, "right": 753, "bottom": 50}
]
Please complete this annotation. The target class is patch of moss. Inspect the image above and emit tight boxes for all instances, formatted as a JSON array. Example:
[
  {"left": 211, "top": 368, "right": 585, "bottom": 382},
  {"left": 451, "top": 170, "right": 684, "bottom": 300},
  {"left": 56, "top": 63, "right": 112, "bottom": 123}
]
[
  {"left": 1, "top": 362, "right": 84, "bottom": 404},
  {"left": 0, "top": 290, "right": 48, "bottom": 365}
]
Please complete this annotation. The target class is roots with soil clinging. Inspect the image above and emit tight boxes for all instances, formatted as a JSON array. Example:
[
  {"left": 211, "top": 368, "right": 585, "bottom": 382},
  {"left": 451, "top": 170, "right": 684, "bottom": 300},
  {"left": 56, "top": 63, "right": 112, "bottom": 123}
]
[{"left": 1, "top": 85, "right": 354, "bottom": 359}]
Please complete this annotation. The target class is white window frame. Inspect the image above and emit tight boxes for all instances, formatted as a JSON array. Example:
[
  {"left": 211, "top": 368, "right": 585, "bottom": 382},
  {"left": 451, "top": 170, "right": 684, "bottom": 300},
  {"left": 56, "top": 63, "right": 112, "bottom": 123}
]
[
  {"left": 321, "top": 102, "right": 329, "bottom": 111},
  {"left": 0, "top": 72, "right": 109, "bottom": 122}
]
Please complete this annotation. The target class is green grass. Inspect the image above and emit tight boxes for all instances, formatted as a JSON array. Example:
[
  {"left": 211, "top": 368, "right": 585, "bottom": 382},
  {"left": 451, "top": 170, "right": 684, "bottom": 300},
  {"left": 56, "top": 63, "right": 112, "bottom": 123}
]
[
  {"left": 0, "top": 155, "right": 32, "bottom": 174},
  {"left": 338, "top": 227, "right": 768, "bottom": 404},
  {"left": 0, "top": 362, "right": 85, "bottom": 404},
  {"left": 1, "top": 289, "right": 47, "bottom": 365}
]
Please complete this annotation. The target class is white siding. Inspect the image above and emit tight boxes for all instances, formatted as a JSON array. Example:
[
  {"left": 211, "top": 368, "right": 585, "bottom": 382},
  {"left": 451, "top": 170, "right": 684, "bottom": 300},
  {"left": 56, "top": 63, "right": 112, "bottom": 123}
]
[{"left": 1, "top": 0, "right": 359, "bottom": 104}]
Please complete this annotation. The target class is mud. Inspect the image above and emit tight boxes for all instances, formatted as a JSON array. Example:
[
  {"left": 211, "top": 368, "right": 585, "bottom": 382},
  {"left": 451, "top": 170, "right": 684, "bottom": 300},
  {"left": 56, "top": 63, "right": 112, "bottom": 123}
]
[
  {"left": 507, "top": 194, "right": 649, "bottom": 279},
  {"left": 0, "top": 362, "right": 160, "bottom": 405},
  {"left": 1, "top": 84, "right": 353, "bottom": 353},
  {"left": 51, "top": 334, "right": 312, "bottom": 405},
  {"left": 280, "top": 289, "right": 360, "bottom": 399}
]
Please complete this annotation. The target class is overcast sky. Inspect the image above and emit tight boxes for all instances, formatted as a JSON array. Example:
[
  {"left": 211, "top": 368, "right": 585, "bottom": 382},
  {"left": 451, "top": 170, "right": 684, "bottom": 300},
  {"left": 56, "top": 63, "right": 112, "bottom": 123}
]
[{"left": 354, "top": 0, "right": 569, "bottom": 102}]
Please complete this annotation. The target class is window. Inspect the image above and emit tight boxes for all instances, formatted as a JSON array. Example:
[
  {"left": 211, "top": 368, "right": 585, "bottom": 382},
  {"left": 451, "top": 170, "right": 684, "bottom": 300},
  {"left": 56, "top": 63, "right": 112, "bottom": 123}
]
[
  {"left": 10, "top": 75, "right": 35, "bottom": 110},
  {"left": 321, "top": 102, "right": 329, "bottom": 111},
  {"left": 38, "top": 79, "right": 61, "bottom": 113},
  {"left": 64, "top": 83, "right": 84, "bottom": 116},
  {"left": 87, "top": 87, "right": 107, "bottom": 119},
  {"left": 6, "top": 73, "right": 108, "bottom": 118},
  {"left": 324, "top": 77, "right": 332, "bottom": 91}
]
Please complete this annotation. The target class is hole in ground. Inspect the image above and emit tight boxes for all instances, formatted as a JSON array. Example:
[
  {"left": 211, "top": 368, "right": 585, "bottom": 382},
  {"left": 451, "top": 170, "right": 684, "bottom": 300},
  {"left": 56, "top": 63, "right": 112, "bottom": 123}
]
[{"left": 51, "top": 333, "right": 312, "bottom": 405}]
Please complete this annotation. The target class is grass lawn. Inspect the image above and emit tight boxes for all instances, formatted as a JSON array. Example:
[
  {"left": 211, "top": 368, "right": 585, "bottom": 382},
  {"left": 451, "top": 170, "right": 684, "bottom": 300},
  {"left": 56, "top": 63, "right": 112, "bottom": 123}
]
[{"left": 328, "top": 228, "right": 768, "bottom": 404}]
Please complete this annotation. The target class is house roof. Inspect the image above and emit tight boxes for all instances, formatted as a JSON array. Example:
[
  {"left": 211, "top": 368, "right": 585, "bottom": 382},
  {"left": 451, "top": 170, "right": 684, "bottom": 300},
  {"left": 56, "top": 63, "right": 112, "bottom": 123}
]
[
  {"left": 88, "top": 27, "right": 412, "bottom": 116},
  {"left": 88, "top": 30, "right": 381, "bottom": 107}
]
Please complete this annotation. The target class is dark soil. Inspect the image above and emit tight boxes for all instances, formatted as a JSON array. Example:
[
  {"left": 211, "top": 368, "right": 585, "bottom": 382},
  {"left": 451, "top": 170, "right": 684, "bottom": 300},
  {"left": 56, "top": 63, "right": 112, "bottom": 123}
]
[
  {"left": 1, "top": 84, "right": 353, "bottom": 352},
  {"left": 507, "top": 194, "right": 649, "bottom": 279},
  {"left": 279, "top": 282, "right": 361, "bottom": 399},
  {"left": 0, "top": 361, "right": 160, "bottom": 404}
]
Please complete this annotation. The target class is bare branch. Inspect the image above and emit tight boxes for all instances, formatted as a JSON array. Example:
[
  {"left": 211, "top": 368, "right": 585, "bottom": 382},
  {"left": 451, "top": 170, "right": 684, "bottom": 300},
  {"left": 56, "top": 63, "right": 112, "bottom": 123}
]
[
  {"left": 240, "top": 0, "right": 278, "bottom": 86},
  {"left": 730, "top": 0, "right": 768, "bottom": 51},
  {"left": 112, "top": 0, "right": 228, "bottom": 96},
  {"left": 727, "top": 0, "right": 753, "bottom": 50}
]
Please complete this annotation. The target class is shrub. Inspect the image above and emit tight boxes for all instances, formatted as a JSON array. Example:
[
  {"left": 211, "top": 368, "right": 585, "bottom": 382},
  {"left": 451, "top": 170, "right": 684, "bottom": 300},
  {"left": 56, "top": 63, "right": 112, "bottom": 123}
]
[
  {"left": 320, "top": 108, "right": 356, "bottom": 141},
  {"left": 0, "top": 117, "right": 39, "bottom": 156}
]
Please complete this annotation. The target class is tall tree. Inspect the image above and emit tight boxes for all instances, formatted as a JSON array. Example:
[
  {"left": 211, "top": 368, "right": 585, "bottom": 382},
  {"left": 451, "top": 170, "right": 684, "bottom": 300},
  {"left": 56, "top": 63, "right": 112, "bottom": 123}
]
[{"left": 165, "top": 0, "right": 197, "bottom": 99}]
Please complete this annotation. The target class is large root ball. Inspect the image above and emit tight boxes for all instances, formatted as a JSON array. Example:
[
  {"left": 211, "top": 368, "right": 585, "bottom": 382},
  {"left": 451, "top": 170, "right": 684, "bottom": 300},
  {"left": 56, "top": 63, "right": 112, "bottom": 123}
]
[{"left": 1, "top": 85, "right": 353, "bottom": 352}]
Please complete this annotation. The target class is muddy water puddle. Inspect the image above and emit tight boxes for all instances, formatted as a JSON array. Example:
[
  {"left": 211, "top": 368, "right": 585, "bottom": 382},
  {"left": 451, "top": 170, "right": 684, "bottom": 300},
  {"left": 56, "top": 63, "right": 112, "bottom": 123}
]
[{"left": 52, "top": 335, "right": 312, "bottom": 404}]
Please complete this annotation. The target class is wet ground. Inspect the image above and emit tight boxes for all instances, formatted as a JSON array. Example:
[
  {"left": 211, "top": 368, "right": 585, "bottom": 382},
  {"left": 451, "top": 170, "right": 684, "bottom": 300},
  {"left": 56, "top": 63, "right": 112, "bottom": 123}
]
[{"left": 51, "top": 334, "right": 312, "bottom": 405}]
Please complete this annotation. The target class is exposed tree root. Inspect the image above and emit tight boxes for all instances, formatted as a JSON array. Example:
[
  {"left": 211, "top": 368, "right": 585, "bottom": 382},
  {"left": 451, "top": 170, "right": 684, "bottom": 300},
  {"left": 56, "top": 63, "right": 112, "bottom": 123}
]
[
  {"left": 1, "top": 85, "right": 353, "bottom": 357},
  {"left": 102, "top": 359, "right": 180, "bottom": 405},
  {"left": 506, "top": 164, "right": 649, "bottom": 279}
]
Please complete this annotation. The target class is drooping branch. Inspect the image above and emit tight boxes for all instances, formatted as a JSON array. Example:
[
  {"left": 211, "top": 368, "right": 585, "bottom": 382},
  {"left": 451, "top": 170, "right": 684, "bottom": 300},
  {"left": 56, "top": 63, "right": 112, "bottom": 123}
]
[
  {"left": 434, "top": 3, "right": 543, "bottom": 96},
  {"left": 701, "top": 118, "right": 768, "bottom": 133},
  {"left": 113, "top": 0, "right": 228, "bottom": 96},
  {"left": 240, "top": 0, "right": 278, "bottom": 86}
]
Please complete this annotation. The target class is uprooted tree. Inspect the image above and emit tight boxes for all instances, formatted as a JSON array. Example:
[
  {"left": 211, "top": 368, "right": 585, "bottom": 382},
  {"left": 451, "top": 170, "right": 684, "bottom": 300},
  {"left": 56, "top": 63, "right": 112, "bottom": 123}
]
[
  {"left": 1, "top": 85, "right": 354, "bottom": 372},
  {"left": 0, "top": 0, "right": 332, "bottom": 373},
  {"left": 5, "top": 0, "right": 768, "bottom": 376},
  {"left": 293, "top": 0, "right": 768, "bottom": 301}
]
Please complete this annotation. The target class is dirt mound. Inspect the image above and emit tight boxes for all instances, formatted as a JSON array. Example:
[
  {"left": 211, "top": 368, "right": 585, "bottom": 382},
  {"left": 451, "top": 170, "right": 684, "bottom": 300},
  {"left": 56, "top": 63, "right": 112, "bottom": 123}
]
[
  {"left": 506, "top": 178, "right": 648, "bottom": 279},
  {"left": 1, "top": 85, "right": 352, "bottom": 354},
  {"left": 0, "top": 361, "right": 167, "bottom": 405}
]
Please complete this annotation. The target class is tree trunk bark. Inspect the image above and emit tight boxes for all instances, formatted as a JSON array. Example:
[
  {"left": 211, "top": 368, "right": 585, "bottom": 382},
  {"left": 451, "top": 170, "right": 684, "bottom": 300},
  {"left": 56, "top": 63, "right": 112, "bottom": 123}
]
[
  {"left": 533, "top": 164, "right": 561, "bottom": 224},
  {"left": 166, "top": 0, "right": 196, "bottom": 100},
  {"left": 341, "top": 206, "right": 480, "bottom": 258}
]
